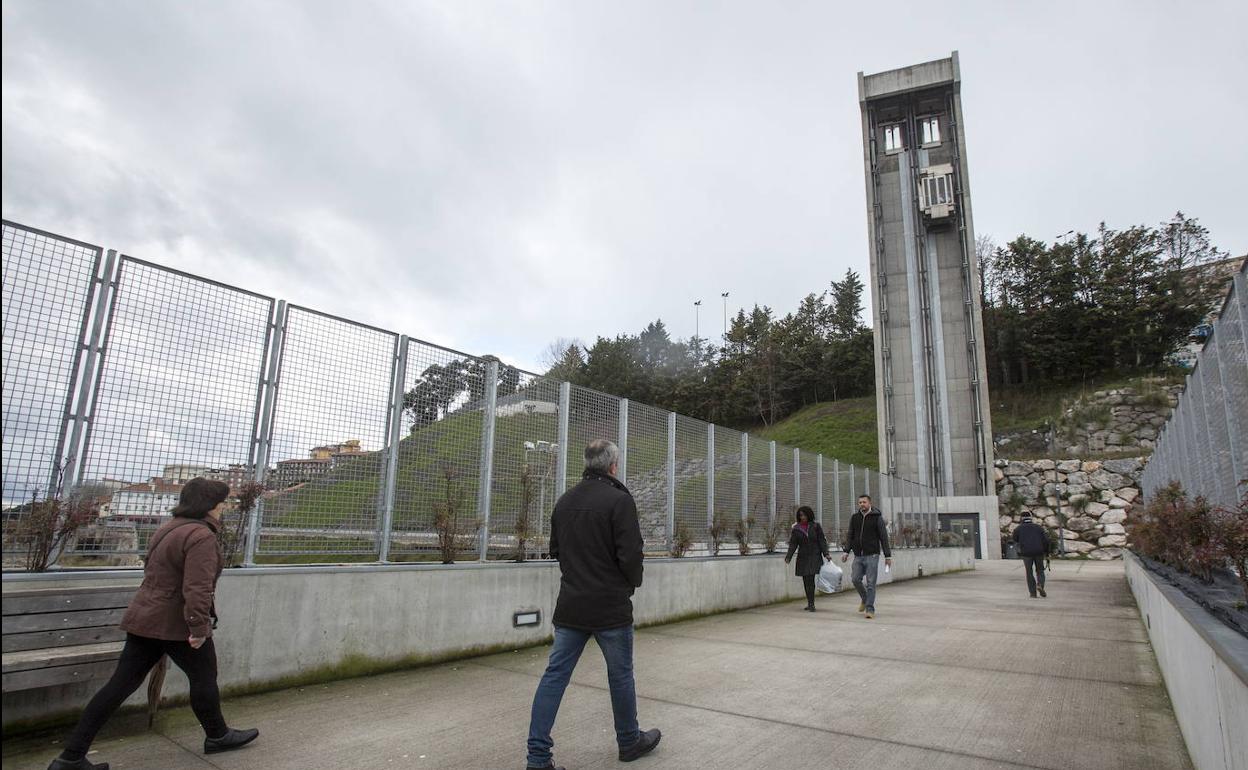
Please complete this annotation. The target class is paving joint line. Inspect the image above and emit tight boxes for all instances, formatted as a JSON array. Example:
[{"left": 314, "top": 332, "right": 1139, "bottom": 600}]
[
  {"left": 468, "top": 659, "right": 1060, "bottom": 770},
  {"left": 641, "top": 628, "right": 1160, "bottom": 689},
  {"left": 152, "top": 730, "right": 222, "bottom": 768},
  {"left": 733, "top": 608, "right": 1149, "bottom": 645}
]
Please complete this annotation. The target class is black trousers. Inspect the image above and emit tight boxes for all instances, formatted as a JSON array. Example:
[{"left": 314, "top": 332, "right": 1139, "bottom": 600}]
[
  {"left": 63, "top": 633, "right": 228, "bottom": 758},
  {"left": 1022, "top": 555, "right": 1046, "bottom": 596},
  {"left": 802, "top": 574, "right": 817, "bottom": 606}
]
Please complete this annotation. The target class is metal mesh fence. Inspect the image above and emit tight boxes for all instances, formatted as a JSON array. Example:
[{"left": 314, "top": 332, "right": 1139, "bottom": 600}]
[
  {"left": 1142, "top": 264, "right": 1248, "bottom": 512},
  {"left": 257, "top": 307, "right": 396, "bottom": 556},
  {"left": 713, "top": 426, "right": 744, "bottom": 554},
  {"left": 566, "top": 386, "right": 619, "bottom": 491},
  {"left": 81, "top": 257, "right": 274, "bottom": 554},
  {"left": 625, "top": 400, "right": 670, "bottom": 553},
  {"left": 1, "top": 224, "right": 100, "bottom": 510},
  {"left": 487, "top": 371, "right": 561, "bottom": 560},
  {"left": 2, "top": 220, "right": 944, "bottom": 568},
  {"left": 673, "top": 414, "right": 710, "bottom": 552},
  {"left": 746, "top": 435, "right": 775, "bottom": 549},
  {"left": 388, "top": 340, "right": 487, "bottom": 561}
]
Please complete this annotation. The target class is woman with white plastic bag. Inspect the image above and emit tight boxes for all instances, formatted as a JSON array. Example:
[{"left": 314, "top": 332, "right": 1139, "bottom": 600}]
[{"left": 784, "top": 506, "right": 831, "bottom": 611}]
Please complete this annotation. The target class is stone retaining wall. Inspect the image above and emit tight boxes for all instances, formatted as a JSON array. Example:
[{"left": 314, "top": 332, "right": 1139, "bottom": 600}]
[{"left": 994, "top": 457, "right": 1146, "bottom": 560}]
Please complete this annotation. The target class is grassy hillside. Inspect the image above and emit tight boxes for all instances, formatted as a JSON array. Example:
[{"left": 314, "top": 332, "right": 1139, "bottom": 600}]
[
  {"left": 748, "top": 374, "right": 1183, "bottom": 469},
  {"left": 753, "top": 397, "right": 879, "bottom": 468}
]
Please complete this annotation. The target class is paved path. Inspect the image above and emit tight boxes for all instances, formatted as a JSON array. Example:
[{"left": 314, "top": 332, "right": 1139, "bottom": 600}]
[{"left": 2, "top": 560, "right": 1193, "bottom": 770}]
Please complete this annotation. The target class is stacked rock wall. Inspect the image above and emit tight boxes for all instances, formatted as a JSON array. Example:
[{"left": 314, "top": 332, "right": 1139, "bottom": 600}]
[{"left": 994, "top": 457, "right": 1145, "bottom": 560}]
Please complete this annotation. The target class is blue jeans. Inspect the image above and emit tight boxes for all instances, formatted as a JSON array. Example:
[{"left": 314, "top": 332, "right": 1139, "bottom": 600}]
[
  {"left": 526, "top": 624, "right": 640, "bottom": 767},
  {"left": 851, "top": 553, "right": 880, "bottom": 612}
]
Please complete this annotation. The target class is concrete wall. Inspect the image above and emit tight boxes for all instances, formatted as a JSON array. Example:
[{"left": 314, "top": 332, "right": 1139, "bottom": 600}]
[
  {"left": 1124, "top": 552, "right": 1248, "bottom": 770},
  {"left": 2, "top": 547, "right": 973, "bottom": 729}
]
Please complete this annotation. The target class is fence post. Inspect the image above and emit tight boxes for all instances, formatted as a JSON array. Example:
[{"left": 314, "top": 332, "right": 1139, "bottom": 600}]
[
  {"left": 793, "top": 448, "right": 801, "bottom": 508},
  {"left": 476, "top": 360, "right": 499, "bottom": 561},
  {"left": 378, "top": 335, "right": 407, "bottom": 563},
  {"left": 618, "top": 398, "right": 629, "bottom": 484},
  {"left": 833, "top": 459, "right": 841, "bottom": 541},
  {"left": 556, "top": 382, "right": 570, "bottom": 498},
  {"left": 768, "top": 441, "right": 777, "bottom": 526},
  {"left": 816, "top": 454, "right": 824, "bottom": 525},
  {"left": 245, "top": 300, "right": 287, "bottom": 567},
  {"left": 64, "top": 249, "right": 121, "bottom": 491},
  {"left": 849, "top": 464, "right": 856, "bottom": 513},
  {"left": 53, "top": 248, "right": 116, "bottom": 494},
  {"left": 706, "top": 423, "right": 715, "bottom": 533},
  {"left": 666, "top": 412, "right": 676, "bottom": 553},
  {"left": 740, "top": 433, "right": 749, "bottom": 524}
]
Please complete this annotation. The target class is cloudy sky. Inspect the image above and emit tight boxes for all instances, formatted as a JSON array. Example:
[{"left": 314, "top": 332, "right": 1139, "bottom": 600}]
[{"left": 4, "top": 0, "right": 1245, "bottom": 372}]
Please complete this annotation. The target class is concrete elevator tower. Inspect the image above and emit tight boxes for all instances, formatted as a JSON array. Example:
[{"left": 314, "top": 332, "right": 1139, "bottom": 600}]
[{"left": 858, "top": 51, "right": 995, "bottom": 499}]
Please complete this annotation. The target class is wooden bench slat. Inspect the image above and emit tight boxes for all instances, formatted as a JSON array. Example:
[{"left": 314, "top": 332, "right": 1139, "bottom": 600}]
[
  {"left": 2, "top": 660, "right": 121, "bottom": 692},
  {"left": 3, "top": 626, "right": 127, "bottom": 653},
  {"left": 2, "top": 607, "right": 128, "bottom": 634},
  {"left": 2, "top": 589, "right": 138, "bottom": 616},
  {"left": 3, "top": 641, "right": 125, "bottom": 673}
]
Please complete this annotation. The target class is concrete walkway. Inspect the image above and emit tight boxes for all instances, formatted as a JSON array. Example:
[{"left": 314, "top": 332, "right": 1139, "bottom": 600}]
[{"left": 2, "top": 560, "right": 1193, "bottom": 770}]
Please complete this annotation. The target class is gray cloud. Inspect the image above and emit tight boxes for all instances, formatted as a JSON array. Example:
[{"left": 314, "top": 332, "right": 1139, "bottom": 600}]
[{"left": 4, "top": 0, "right": 1245, "bottom": 374}]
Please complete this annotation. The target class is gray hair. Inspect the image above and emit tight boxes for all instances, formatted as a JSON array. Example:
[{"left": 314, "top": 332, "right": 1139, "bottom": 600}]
[{"left": 584, "top": 439, "right": 620, "bottom": 474}]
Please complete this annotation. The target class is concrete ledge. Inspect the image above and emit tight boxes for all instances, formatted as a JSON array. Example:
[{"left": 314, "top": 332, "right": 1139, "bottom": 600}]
[
  {"left": 2, "top": 548, "right": 973, "bottom": 729},
  {"left": 1124, "top": 551, "right": 1248, "bottom": 770}
]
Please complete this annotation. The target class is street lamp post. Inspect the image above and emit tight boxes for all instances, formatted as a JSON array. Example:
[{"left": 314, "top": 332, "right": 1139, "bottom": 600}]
[
  {"left": 721, "top": 292, "right": 729, "bottom": 337},
  {"left": 694, "top": 300, "right": 702, "bottom": 340}
]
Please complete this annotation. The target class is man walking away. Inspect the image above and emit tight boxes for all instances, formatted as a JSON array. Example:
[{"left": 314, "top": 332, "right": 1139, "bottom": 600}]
[
  {"left": 841, "top": 495, "right": 892, "bottom": 619},
  {"left": 525, "top": 440, "right": 661, "bottom": 770},
  {"left": 1013, "top": 515, "right": 1049, "bottom": 598}
]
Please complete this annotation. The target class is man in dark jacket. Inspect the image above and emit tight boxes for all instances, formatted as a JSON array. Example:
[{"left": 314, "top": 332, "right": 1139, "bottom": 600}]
[
  {"left": 841, "top": 494, "right": 892, "bottom": 619},
  {"left": 525, "top": 440, "right": 661, "bottom": 770},
  {"left": 1013, "top": 515, "right": 1049, "bottom": 598}
]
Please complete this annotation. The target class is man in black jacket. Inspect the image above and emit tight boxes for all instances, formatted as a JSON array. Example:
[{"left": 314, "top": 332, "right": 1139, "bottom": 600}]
[
  {"left": 525, "top": 440, "right": 661, "bottom": 770},
  {"left": 841, "top": 494, "right": 892, "bottom": 619},
  {"left": 1013, "top": 515, "right": 1049, "bottom": 598}
]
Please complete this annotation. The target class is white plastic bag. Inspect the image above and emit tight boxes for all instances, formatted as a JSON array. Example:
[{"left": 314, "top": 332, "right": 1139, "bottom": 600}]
[{"left": 816, "top": 560, "right": 843, "bottom": 594}]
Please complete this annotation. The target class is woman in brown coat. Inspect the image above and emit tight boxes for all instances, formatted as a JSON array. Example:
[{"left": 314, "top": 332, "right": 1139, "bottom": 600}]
[{"left": 49, "top": 479, "right": 258, "bottom": 770}]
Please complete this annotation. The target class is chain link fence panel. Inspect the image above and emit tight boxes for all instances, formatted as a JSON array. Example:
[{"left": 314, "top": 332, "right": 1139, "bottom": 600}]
[
  {"left": 257, "top": 307, "right": 396, "bottom": 557},
  {"left": 3, "top": 221, "right": 946, "bottom": 568}
]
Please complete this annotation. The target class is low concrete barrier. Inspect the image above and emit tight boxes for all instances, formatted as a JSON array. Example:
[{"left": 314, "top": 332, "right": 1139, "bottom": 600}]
[
  {"left": 1124, "top": 551, "right": 1248, "bottom": 770},
  {"left": 3, "top": 547, "right": 973, "bottom": 729}
]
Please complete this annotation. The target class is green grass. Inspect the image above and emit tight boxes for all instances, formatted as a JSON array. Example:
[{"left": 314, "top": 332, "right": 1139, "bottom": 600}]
[
  {"left": 742, "top": 373, "right": 1182, "bottom": 469},
  {"left": 990, "top": 373, "right": 1182, "bottom": 435},
  {"left": 752, "top": 396, "right": 879, "bottom": 468}
]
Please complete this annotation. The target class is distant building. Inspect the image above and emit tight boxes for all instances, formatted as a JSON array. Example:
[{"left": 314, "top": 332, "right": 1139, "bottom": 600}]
[
  {"left": 162, "top": 464, "right": 214, "bottom": 484},
  {"left": 270, "top": 440, "right": 367, "bottom": 489},
  {"left": 105, "top": 479, "right": 183, "bottom": 524}
]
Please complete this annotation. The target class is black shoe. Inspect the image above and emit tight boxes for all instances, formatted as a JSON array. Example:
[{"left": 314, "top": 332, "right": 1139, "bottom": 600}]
[
  {"left": 808, "top": 605, "right": 817, "bottom": 612},
  {"left": 527, "top": 765, "right": 566, "bottom": 770},
  {"left": 47, "top": 759, "right": 108, "bottom": 770},
  {"left": 1038, "top": 586, "right": 1047, "bottom": 597},
  {"left": 204, "top": 727, "right": 259, "bottom": 754},
  {"left": 1029, "top": 594, "right": 1037, "bottom": 598},
  {"left": 619, "top": 728, "right": 662, "bottom": 762}
]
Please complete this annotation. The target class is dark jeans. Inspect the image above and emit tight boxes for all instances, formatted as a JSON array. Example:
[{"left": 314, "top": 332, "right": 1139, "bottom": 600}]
[
  {"left": 63, "top": 634, "right": 228, "bottom": 759},
  {"left": 527, "top": 624, "right": 639, "bottom": 767},
  {"left": 802, "top": 574, "right": 816, "bottom": 606},
  {"left": 1022, "top": 555, "right": 1046, "bottom": 596}
]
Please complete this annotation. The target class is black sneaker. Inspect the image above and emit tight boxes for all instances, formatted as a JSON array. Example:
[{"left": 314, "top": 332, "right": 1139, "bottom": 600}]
[
  {"left": 47, "top": 758, "right": 108, "bottom": 770},
  {"left": 1038, "top": 586, "right": 1047, "bottom": 598},
  {"left": 527, "top": 765, "right": 566, "bottom": 770},
  {"left": 204, "top": 727, "right": 259, "bottom": 754},
  {"left": 619, "top": 728, "right": 662, "bottom": 762}
]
